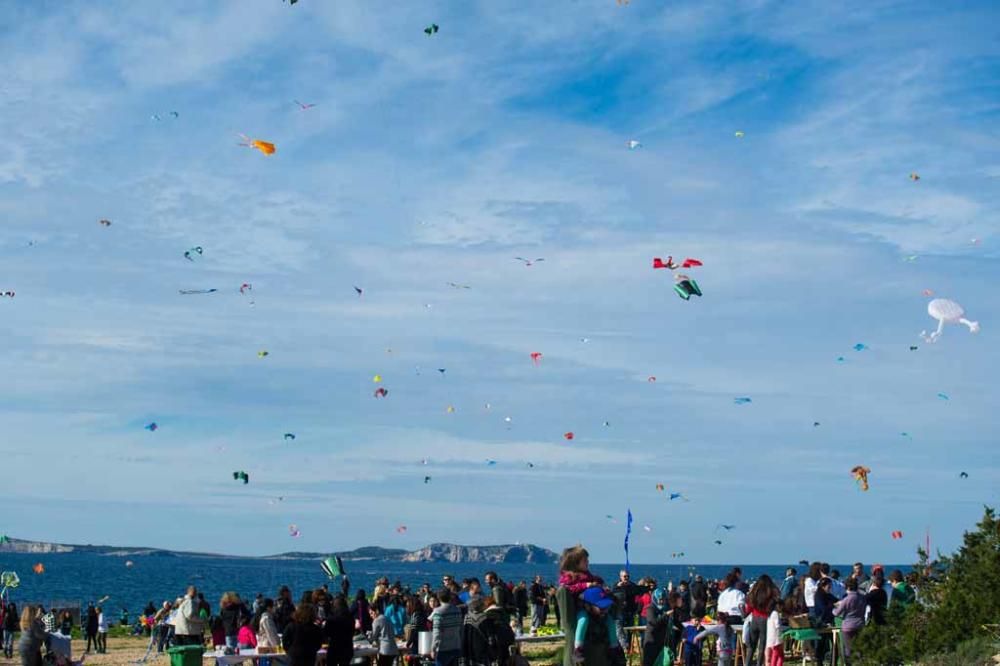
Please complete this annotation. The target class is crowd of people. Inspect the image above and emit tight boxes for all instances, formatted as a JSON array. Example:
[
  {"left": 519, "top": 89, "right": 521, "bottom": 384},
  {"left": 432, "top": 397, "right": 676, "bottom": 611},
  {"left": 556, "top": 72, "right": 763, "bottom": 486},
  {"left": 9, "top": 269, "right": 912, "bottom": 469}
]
[{"left": 0, "top": 550, "right": 919, "bottom": 666}]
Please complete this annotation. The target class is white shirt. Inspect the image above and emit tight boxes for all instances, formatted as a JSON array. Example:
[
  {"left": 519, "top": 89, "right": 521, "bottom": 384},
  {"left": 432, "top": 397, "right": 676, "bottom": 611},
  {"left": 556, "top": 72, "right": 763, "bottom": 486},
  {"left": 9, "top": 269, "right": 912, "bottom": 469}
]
[
  {"left": 98, "top": 613, "right": 109, "bottom": 633},
  {"left": 717, "top": 588, "right": 746, "bottom": 617},
  {"left": 804, "top": 577, "right": 819, "bottom": 608},
  {"left": 766, "top": 610, "right": 782, "bottom": 647}
]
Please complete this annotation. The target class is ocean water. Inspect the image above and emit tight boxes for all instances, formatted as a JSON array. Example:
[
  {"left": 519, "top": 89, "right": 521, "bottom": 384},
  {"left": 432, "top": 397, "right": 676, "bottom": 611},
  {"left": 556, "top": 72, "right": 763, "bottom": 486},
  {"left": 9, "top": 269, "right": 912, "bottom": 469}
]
[{"left": 0, "top": 553, "right": 893, "bottom": 616}]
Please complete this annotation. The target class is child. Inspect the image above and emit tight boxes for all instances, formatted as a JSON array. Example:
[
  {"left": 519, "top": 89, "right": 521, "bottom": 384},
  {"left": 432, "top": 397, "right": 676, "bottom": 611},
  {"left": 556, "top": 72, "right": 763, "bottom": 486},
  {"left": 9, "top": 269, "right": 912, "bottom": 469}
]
[
  {"left": 765, "top": 599, "right": 783, "bottom": 666},
  {"left": 558, "top": 545, "right": 621, "bottom": 664},
  {"left": 694, "top": 612, "right": 734, "bottom": 666},
  {"left": 682, "top": 617, "right": 703, "bottom": 666},
  {"left": 237, "top": 615, "right": 257, "bottom": 650}
]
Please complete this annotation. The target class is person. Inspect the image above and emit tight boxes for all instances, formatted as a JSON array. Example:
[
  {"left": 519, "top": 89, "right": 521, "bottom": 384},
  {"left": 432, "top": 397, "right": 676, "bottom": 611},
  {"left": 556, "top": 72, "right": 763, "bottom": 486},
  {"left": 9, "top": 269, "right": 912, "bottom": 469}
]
[
  {"left": 254, "top": 598, "right": 281, "bottom": 654},
  {"left": 384, "top": 594, "right": 407, "bottom": 638},
  {"left": 324, "top": 595, "right": 355, "bottom": 666},
  {"left": 274, "top": 586, "right": 295, "bottom": 634},
  {"left": 85, "top": 603, "right": 99, "bottom": 653},
  {"left": 351, "top": 589, "right": 373, "bottom": 634},
  {"left": 369, "top": 604, "right": 398, "bottom": 666},
  {"left": 888, "top": 570, "right": 915, "bottom": 609},
  {"left": 484, "top": 572, "right": 516, "bottom": 627},
  {"left": 813, "top": 578, "right": 836, "bottom": 664},
  {"left": 283, "top": 603, "right": 324, "bottom": 666},
  {"left": 612, "top": 569, "right": 641, "bottom": 630},
  {"left": 236, "top": 613, "right": 257, "bottom": 650},
  {"left": 405, "top": 595, "right": 428, "bottom": 655},
  {"left": 642, "top": 589, "right": 678, "bottom": 666},
  {"left": 58, "top": 610, "right": 72, "bottom": 636},
  {"left": 120, "top": 607, "right": 129, "bottom": 627},
  {"left": 865, "top": 573, "right": 888, "bottom": 626},
  {"left": 220, "top": 592, "right": 249, "bottom": 649},
  {"left": 694, "top": 612, "right": 735, "bottom": 666},
  {"left": 829, "top": 570, "right": 846, "bottom": 600},
  {"left": 850, "top": 563, "right": 869, "bottom": 590},
  {"left": 833, "top": 577, "right": 866, "bottom": 665},
  {"left": 97, "top": 605, "right": 109, "bottom": 653},
  {"left": 253, "top": 594, "right": 264, "bottom": 617},
  {"left": 174, "top": 586, "right": 206, "bottom": 646},
  {"left": 716, "top": 574, "right": 746, "bottom": 625},
  {"left": 530, "top": 576, "right": 547, "bottom": 635},
  {"left": 803, "top": 563, "right": 822, "bottom": 626},
  {"left": 779, "top": 568, "right": 798, "bottom": 601},
  {"left": 513, "top": 581, "right": 529, "bottom": 634},
  {"left": 4, "top": 602, "right": 19, "bottom": 658},
  {"left": 372, "top": 578, "right": 390, "bottom": 613},
  {"left": 690, "top": 576, "right": 708, "bottom": 619},
  {"left": 635, "top": 578, "right": 656, "bottom": 626},
  {"left": 547, "top": 586, "right": 561, "bottom": 626},
  {"left": 764, "top": 598, "right": 783, "bottom": 666},
  {"left": 559, "top": 545, "right": 622, "bottom": 663},
  {"left": 153, "top": 601, "right": 173, "bottom": 653},
  {"left": 745, "top": 575, "right": 777, "bottom": 666},
  {"left": 682, "top": 617, "right": 703, "bottom": 666},
  {"left": 677, "top": 581, "right": 692, "bottom": 621},
  {"left": 17, "top": 606, "right": 47, "bottom": 666},
  {"left": 431, "top": 587, "right": 463, "bottom": 666},
  {"left": 40, "top": 608, "right": 55, "bottom": 634}
]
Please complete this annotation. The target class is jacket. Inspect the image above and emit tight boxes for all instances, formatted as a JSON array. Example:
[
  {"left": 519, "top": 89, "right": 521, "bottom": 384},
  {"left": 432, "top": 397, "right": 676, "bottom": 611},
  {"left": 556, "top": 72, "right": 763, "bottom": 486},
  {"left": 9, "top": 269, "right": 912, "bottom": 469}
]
[
  {"left": 491, "top": 581, "right": 517, "bottom": 624},
  {"left": 323, "top": 612, "right": 355, "bottom": 663},
  {"left": 282, "top": 621, "right": 325, "bottom": 666},
  {"left": 372, "top": 615, "right": 399, "bottom": 656},
  {"left": 17, "top": 619, "right": 47, "bottom": 666},
  {"left": 833, "top": 591, "right": 866, "bottom": 632},
  {"left": 642, "top": 604, "right": 671, "bottom": 647},
  {"left": 431, "top": 603, "right": 463, "bottom": 655},
  {"left": 256, "top": 612, "right": 281, "bottom": 648},
  {"left": 384, "top": 602, "right": 406, "bottom": 638},
  {"left": 273, "top": 598, "right": 295, "bottom": 634},
  {"left": 220, "top": 603, "right": 248, "bottom": 636},
  {"left": 174, "top": 595, "right": 205, "bottom": 636}
]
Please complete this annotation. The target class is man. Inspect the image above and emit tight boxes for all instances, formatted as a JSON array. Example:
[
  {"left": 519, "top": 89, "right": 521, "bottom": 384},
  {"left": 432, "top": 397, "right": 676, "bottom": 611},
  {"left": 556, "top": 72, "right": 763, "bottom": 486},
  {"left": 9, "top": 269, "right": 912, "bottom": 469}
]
[
  {"left": 851, "top": 562, "right": 869, "bottom": 590},
  {"left": 676, "top": 581, "right": 691, "bottom": 622},
  {"left": 173, "top": 586, "right": 205, "bottom": 646},
  {"left": 274, "top": 586, "right": 295, "bottom": 633},
  {"left": 689, "top": 575, "right": 708, "bottom": 619},
  {"left": 780, "top": 567, "right": 799, "bottom": 600},
  {"left": 513, "top": 581, "right": 529, "bottom": 634},
  {"left": 612, "top": 570, "right": 641, "bottom": 626},
  {"left": 431, "top": 588, "right": 463, "bottom": 666},
  {"left": 529, "top": 576, "right": 547, "bottom": 635},
  {"left": 153, "top": 601, "right": 173, "bottom": 654},
  {"left": 484, "top": 571, "right": 516, "bottom": 626}
]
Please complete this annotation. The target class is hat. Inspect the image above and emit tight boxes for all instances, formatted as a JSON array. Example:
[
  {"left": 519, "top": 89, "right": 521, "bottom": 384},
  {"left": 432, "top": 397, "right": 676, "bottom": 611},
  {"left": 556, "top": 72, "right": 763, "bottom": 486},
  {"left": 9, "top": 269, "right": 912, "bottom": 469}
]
[{"left": 581, "top": 587, "right": 613, "bottom": 610}]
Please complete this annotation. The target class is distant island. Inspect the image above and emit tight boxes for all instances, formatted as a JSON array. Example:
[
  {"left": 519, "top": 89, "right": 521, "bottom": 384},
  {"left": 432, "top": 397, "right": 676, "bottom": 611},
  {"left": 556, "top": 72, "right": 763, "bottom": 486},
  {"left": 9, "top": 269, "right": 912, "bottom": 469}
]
[{"left": 0, "top": 537, "right": 558, "bottom": 564}]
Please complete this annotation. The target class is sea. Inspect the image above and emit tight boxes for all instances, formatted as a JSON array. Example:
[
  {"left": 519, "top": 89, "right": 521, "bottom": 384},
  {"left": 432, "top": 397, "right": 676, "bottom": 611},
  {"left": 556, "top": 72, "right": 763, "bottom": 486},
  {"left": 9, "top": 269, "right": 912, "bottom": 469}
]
[{"left": 0, "top": 553, "right": 899, "bottom": 616}]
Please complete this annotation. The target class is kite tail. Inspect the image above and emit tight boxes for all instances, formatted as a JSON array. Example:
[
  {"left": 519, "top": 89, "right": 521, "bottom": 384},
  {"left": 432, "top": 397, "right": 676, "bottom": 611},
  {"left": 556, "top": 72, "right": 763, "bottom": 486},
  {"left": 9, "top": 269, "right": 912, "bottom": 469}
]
[{"left": 959, "top": 318, "right": 980, "bottom": 334}]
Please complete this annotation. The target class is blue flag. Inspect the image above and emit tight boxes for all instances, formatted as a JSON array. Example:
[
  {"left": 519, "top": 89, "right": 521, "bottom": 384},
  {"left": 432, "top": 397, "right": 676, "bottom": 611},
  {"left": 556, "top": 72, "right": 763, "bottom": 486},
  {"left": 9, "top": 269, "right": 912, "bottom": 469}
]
[{"left": 624, "top": 509, "right": 633, "bottom": 573}]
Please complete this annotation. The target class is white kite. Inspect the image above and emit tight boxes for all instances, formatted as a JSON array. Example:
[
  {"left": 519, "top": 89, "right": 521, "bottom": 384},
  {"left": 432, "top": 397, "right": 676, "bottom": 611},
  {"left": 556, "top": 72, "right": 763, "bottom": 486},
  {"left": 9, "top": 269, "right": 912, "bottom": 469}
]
[{"left": 920, "top": 298, "right": 980, "bottom": 343}]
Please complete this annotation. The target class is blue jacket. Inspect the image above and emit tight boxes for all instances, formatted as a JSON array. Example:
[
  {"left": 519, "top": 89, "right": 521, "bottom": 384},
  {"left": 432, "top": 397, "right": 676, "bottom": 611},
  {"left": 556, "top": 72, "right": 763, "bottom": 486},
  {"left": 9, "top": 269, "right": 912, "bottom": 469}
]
[{"left": 385, "top": 603, "right": 407, "bottom": 638}]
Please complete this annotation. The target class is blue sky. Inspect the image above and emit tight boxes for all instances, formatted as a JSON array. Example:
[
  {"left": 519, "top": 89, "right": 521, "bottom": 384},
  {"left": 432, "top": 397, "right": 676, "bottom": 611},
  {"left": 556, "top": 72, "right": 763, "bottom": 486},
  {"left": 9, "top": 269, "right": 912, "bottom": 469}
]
[{"left": 1, "top": 0, "right": 998, "bottom": 564}]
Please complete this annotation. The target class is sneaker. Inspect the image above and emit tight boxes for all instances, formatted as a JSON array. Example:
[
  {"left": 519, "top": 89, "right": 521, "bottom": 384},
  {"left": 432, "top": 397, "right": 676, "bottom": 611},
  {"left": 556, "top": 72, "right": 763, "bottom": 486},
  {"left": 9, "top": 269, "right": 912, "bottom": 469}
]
[{"left": 573, "top": 646, "right": 585, "bottom": 664}]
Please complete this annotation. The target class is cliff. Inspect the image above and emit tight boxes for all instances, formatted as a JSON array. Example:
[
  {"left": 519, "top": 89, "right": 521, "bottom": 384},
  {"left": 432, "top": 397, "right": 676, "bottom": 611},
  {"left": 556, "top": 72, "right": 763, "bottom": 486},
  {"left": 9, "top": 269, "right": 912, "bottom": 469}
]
[{"left": 399, "top": 543, "right": 557, "bottom": 564}]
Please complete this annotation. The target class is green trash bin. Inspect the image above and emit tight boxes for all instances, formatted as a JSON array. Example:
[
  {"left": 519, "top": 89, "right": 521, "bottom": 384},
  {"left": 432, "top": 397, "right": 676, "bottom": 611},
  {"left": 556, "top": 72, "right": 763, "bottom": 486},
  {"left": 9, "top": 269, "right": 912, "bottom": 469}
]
[{"left": 166, "top": 645, "right": 205, "bottom": 666}]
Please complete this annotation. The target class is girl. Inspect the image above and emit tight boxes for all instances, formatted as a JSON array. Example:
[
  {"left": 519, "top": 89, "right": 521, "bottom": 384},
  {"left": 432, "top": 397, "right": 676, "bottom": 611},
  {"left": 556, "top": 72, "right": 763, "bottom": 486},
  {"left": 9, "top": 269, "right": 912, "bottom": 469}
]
[
  {"left": 693, "top": 613, "right": 735, "bottom": 666},
  {"left": 97, "top": 605, "right": 109, "bottom": 654},
  {"left": 745, "top": 575, "right": 778, "bottom": 666},
  {"left": 283, "top": 604, "right": 325, "bottom": 666},
  {"left": 370, "top": 605, "right": 399, "bottom": 666},
  {"left": 764, "top": 599, "right": 783, "bottom": 666},
  {"left": 254, "top": 598, "right": 281, "bottom": 649},
  {"left": 237, "top": 615, "right": 257, "bottom": 650},
  {"left": 558, "top": 545, "right": 621, "bottom": 664}
]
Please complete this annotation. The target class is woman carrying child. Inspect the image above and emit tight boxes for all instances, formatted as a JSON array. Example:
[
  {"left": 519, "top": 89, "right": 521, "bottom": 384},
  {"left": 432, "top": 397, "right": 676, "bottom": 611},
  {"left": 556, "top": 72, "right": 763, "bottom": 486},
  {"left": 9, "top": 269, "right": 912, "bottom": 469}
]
[{"left": 558, "top": 545, "right": 623, "bottom": 664}]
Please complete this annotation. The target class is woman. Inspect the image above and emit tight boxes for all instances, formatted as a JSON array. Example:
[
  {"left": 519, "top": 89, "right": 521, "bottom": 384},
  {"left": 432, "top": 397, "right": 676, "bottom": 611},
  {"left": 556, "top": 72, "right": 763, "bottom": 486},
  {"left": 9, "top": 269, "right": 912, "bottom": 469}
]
[
  {"left": 370, "top": 604, "right": 399, "bottom": 666},
  {"left": 350, "top": 589, "right": 372, "bottom": 634},
  {"left": 745, "top": 575, "right": 778, "bottom": 666},
  {"left": 716, "top": 573, "right": 746, "bottom": 623},
  {"left": 324, "top": 595, "right": 355, "bottom": 666},
  {"left": 17, "top": 606, "right": 46, "bottom": 666},
  {"left": 834, "top": 577, "right": 867, "bottom": 665},
  {"left": 803, "top": 563, "right": 822, "bottom": 624},
  {"left": 282, "top": 603, "right": 325, "bottom": 666},
  {"left": 97, "top": 605, "right": 109, "bottom": 653},
  {"left": 404, "top": 594, "right": 428, "bottom": 655},
  {"left": 641, "top": 589, "right": 675, "bottom": 666},
  {"left": 85, "top": 604, "right": 99, "bottom": 653},
  {"left": 58, "top": 610, "right": 72, "bottom": 636},
  {"left": 220, "top": 592, "right": 248, "bottom": 649},
  {"left": 866, "top": 573, "right": 888, "bottom": 626},
  {"left": 254, "top": 598, "right": 281, "bottom": 649},
  {"left": 813, "top": 578, "right": 836, "bottom": 664},
  {"left": 4, "top": 602, "right": 18, "bottom": 658}
]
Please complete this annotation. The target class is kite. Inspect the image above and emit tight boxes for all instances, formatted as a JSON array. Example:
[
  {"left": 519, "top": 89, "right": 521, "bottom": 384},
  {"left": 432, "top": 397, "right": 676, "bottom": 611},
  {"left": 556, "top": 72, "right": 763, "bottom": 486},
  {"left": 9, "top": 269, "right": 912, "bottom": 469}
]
[
  {"left": 288, "top": 525, "right": 301, "bottom": 538},
  {"left": 714, "top": 540, "right": 723, "bottom": 546},
  {"left": 655, "top": 484, "right": 665, "bottom": 492},
  {"left": 891, "top": 531, "right": 903, "bottom": 540},
  {"left": 420, "top": 458, "right": 429, "bottom": 465},
  {"left": 563, "top": 432, "right": 574, "bottom": 440},
  {"left": 624, "top": 509, "right": 633, "bottom": 572},
  {"left": 900, "top": 432, "right": 911, "bottom": 438},
  {"left": 652, "top": 257, "right": 702, "bottom": 270},
  {"left": 179, "top": 289, "right": 218, "bottom": 295},
  {"left": 293, "top": 100, "right": 316, "bottom": 110},
  {"left": 959, "top": 472, "right": 968, "bottom": 479},
  {"left": 233, "top": 471, "right": 249, "bottom": 484},
  {"left": 909, "top": 346, "right": 919, "bottom": 351},
  {"left": 668, "top": 492, "right": 683, "bottom": 501},
  {"left": 937, "top": 393, "right": 949, "bottom": 400},
  {"left": 258, "top": 350, "right": 269, "bottom": 358},
  {"left": 283, "top": 433, "right": 296, "bottom": 441},
  {"left": 854, "top": 343, "right": 867, "bottom": 351},
  {"left": 526, "top": 462, "right": 535, "bottom": 468},
  {"left": 99, "top": 219, "right": 112, "bottom": 227},
  {"left": 504, "top": 416, "right": 512, "bottom": 424},
  {"left": 922, "top": 289, "right": 934, "bottom": 297},
  {"left": 125, "top": 561, "right": 134, "bottom": 568},
  {"left": 643, "top": 526, "right": 652, "bottom": 532},
  {"left": 717, "top": 524, "right": 736, "bottom": 531},
  {"left": 813, "top": 422, "right": 821, "bottom": 427},
  {"left": 424, "top": 476, "right": 431, "bottom": 484},
  {"left": 1, "top": 291, "right": 14, "bottom": 299},
  {"left": 921, "top": 298, "right": 980, "bottom": 343},
  {"left": 284, "top": 0, "right": 298, "bottom": 5},
  {"left": 903, "top": 255, "right": 918, "bottom": 262},
  {"left": 150, "top": 111, "right": 179, "bottom": 121},
  {"left": 837, "top": 356, "right": 845, "bottom": 362},
  {"left": 580, "top": 337, "right": 590, "bottom": 343},
  {"left": 374, "top": 387, "right": 388, "bottom": 398},
  {"left": 0, "top": 536, "right": 8, "bottom": 545},
  {"left": 354, "top": 286, "right": 363, "bottom": 297},
  {"left": 627, "top": 140, "right": 642, "bottom": 150},
  {"left": 424, "top": 23, "right": 439, "bottom": 35},
  {"left": 734, "top": 131, "right": 745, "bottom": 138},
  {"left": 240, "top": 283, "right": 252, "bottom": 295},
  {"left": 396, "top": 525, "right": 407, "bottom": 533},
  {"left": 671, "top": 552, "right": 685, "bottom": 558},
  {"left": 530, "top": 352, "right": 543, "bottom": 365},
  {"left": 0, "top": 571, "right": 20, "bottom": 593},
  {"left": 798, "top": 560, "right": 809, "bottom": 566},
  {"left": 437, "top": 368, "right": 446, "bottom": 375},
  {"left": 321, "top": 556, "right": 345, "bottom": 579},
  {"left": 33, "top": 563, "right": 44, "bottom": 575},
  {"left": 909, "top": 173, "right": 920, "bottom": 181},
  {"left": 486, "top": 459, "right": 497, "bottom": 466},
  {"left": 268, "top": 496, "right": 285, "bottom": 505},
  {"left": 238, "top": 134, "right": 276, "bottom": 155},
  {"left": 605, "top": 515, "right": 616, "bottom": 522},
  {"left": 514, "top": 257, "right": 544, "bottom": 266},
  {"left": 445, "top": 405, "right": 455, "bottom": 413},
  {"left": 446, "top": 282, "right": 471, "bottom": 289},
  {"left": 373, "top": 375, "right": 382, "bottom": 383},
  {"left": 673, "top": 274, "right": 702, "bottom": 300},
  {"left": 647, "top": 376, "right": 656, "bottom": 383},
  {"left": 851, "top": 465, "right": 871, "bottom": 492},
  {"left": 733, "top": 397, "right": 752, "bottom": 405},
  {"left": 183, "top": 246, "right": 203, "bottom": 261},
  {"left": 144, "top": 422, "right": 158, "bottom": 432}
]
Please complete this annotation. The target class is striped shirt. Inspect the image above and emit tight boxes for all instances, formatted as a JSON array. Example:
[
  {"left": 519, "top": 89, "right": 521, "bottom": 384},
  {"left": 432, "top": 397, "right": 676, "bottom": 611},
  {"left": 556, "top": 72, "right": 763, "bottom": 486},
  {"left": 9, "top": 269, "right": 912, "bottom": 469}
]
[{"left": 431, "top": 603, "right": 463, "bottom": 653}]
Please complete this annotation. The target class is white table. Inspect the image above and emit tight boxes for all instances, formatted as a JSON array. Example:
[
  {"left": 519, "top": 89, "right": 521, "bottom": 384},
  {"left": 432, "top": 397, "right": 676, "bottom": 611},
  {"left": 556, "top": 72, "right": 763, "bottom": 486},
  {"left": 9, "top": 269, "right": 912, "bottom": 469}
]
[{"left": 203, "top": 649, "right": 289, "bottom": 664}]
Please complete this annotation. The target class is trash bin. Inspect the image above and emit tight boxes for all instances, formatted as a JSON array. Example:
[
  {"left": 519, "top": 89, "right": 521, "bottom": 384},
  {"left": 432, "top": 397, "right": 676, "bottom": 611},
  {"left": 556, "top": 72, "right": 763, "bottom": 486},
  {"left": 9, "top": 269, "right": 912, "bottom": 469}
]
[{"left": 167, "top": 645, "right": 205, "bottom": 666}]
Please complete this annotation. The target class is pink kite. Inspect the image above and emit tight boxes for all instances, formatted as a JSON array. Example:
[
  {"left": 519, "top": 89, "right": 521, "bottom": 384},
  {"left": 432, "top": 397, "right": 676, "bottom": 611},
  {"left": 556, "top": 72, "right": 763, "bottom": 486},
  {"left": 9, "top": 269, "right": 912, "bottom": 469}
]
[
  {"left": 374, "top": 387, "right": 388, "bottom": 398},
  {"left": 563, "top": 432, "right": 574, "bottom": 440},
  {"left": 530, "top": 352, "right": 542, "bottom": 365}
]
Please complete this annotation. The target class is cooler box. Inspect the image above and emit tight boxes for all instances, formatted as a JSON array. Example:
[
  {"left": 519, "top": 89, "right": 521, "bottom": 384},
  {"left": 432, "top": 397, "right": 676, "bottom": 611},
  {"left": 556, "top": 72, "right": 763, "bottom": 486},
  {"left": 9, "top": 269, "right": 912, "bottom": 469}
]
[{"left": 167, "top": 645, "right": 205, "bottom": 666}]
